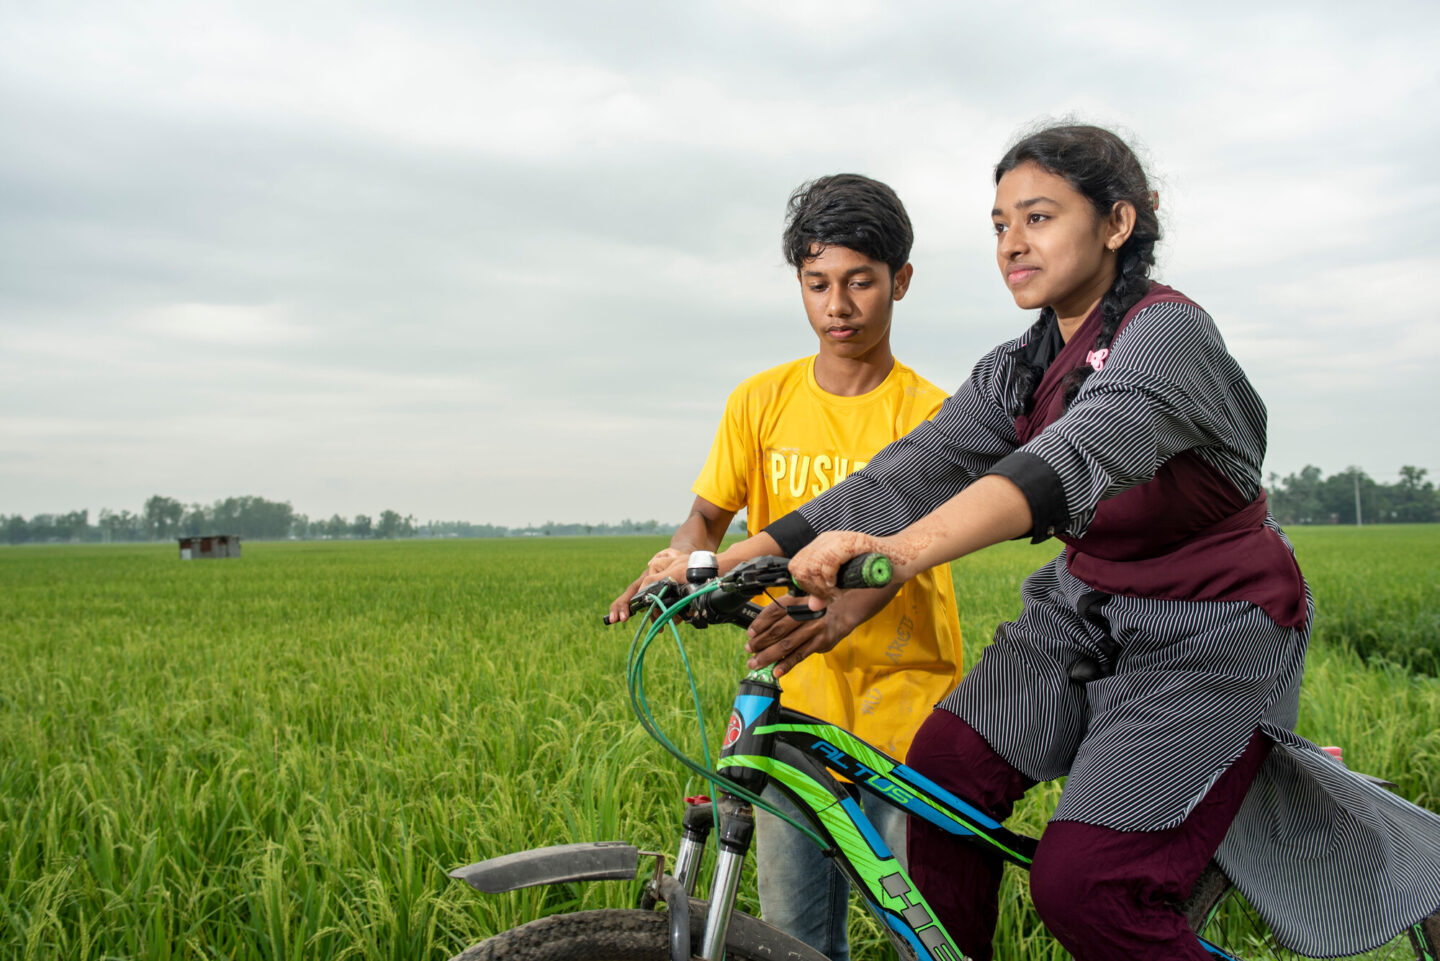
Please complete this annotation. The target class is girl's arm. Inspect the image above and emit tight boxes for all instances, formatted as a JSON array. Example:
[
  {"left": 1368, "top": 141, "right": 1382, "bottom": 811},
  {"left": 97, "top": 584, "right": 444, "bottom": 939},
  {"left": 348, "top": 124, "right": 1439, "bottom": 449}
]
[
  {"left": 769, "top": 341, "right": 1026, "bottom": 556},
  {"left": 788, "top": 474, "right": 1032, "bottom": 604}
]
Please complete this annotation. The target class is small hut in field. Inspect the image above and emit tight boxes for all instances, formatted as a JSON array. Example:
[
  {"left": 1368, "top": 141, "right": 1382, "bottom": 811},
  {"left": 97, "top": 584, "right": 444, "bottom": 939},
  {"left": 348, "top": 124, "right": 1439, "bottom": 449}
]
[{"left": 177, "top": 534, "right": 241, "bottom": 560}]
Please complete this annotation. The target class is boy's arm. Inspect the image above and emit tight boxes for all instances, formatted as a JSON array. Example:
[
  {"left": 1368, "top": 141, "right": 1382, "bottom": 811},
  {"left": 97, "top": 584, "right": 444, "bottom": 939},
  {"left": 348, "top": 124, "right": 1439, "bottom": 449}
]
[{"left": 669, "top": 496, "right": 736, "bottom": 555}]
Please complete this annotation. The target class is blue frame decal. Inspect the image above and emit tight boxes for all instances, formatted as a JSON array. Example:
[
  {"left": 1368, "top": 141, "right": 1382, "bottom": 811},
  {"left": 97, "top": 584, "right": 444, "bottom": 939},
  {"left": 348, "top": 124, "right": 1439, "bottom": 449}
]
[
  {"left": 840, "top": 795, "right": 892, "bottom": 858},
  {"left": 891, "top": 762, "right": 1002, "bottom": 830},
  {"left": 731, "top": 693, "right": 774, "bottom": 729}
]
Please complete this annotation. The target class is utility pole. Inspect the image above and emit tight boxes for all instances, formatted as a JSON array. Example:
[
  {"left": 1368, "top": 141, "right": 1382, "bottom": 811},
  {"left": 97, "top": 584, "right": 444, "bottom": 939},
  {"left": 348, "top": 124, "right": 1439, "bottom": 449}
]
[{"left": 1354, "top": 473, "right": 1362, "bottom": 526}]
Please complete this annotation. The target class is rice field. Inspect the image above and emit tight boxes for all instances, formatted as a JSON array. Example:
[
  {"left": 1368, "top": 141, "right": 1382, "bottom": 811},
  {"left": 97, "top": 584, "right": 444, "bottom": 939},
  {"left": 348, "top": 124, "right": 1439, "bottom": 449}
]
[{"left": 1, "top": 527, "right": 1437, "bottom": 960}]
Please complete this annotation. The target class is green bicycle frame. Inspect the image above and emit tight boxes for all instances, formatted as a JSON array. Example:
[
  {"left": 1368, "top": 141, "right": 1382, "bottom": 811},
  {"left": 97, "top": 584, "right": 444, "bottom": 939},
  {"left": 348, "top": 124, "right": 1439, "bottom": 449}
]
[
  {"left": 625, "top": 571, "right": 1430, "bottom": 960},
  {"left": 715, "top": 669, "right": 1248, "bottom": 961}
]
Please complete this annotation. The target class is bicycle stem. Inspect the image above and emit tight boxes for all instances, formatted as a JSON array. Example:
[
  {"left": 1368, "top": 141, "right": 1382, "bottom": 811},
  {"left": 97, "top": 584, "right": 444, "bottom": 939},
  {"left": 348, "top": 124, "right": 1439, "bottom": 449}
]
[{"left": 746, "top": 664, "right": 778, "bottom": 683}]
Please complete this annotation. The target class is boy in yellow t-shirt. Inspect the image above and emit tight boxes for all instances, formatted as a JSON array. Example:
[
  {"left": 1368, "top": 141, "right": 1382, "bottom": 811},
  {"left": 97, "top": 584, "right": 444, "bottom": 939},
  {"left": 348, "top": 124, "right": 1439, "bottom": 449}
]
[{"left": 610, "top": 174, "right": 962, "bottom": 961}]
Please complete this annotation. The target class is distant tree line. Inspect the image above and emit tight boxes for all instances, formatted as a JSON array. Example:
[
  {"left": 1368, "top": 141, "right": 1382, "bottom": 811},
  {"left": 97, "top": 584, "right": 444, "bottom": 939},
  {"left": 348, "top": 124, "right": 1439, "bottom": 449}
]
[
  {"left": 1266, "top": 465, "right": 1437, "bottom": 525},
  {"left": 13, "top": 465, "right": 1427, "bottom": 547},
  {"left": 0, "top": 494, "right": 698, "bottom": 545}
]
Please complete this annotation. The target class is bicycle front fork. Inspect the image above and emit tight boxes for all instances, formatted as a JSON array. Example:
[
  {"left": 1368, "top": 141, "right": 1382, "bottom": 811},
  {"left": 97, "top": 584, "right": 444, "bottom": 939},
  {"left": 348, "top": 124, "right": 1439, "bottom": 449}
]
[{"left": 663, "top": 793, "right": 756, "bottom": 961}]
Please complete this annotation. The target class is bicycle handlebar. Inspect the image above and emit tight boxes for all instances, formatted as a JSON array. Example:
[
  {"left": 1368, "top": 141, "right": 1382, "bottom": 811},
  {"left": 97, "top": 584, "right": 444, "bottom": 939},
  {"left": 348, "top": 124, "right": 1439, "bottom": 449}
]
[
  {"left": 603, "top": 552, "right": 892, "bottom": 627},
  {"left": 835, "top": 552, "right": 893, "bottom": 591}
]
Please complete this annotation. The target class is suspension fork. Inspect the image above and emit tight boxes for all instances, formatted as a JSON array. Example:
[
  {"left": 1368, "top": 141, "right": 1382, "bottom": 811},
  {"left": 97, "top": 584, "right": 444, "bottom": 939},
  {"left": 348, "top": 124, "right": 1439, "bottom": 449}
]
[
  {"left": 694, "top": 671, "right": 777, "bottom": 960},
  {"left": 673, "top": 796, "right": 716, "bottom": 896},
  {"left": 698, "top": 793, "right": 756, "bottom": 961},
  {"left": 653, "top": 794, "right": 753, "bottom": 961}
]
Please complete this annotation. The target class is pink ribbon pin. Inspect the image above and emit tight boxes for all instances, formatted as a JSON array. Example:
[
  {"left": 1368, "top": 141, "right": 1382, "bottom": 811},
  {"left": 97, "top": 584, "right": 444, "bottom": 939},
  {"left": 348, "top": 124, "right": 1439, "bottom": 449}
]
[{"left": 1086, "top": 348, "right": 1110, "bottom": 372}]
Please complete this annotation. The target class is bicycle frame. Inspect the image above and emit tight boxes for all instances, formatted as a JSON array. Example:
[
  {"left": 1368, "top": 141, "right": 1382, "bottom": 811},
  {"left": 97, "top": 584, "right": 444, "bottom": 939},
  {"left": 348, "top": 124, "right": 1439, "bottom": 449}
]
[
  {"left": 452, "top": 561, "right": 1435, "bottom": 961},
  {"left": 713, "top": 669, "right": 1245, "bottom": 961}
]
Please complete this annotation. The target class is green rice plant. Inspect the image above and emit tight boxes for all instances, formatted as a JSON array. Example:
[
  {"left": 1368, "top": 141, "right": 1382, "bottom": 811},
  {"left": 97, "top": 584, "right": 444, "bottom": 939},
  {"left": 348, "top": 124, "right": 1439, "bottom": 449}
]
[
  {"left": 1289, "top": 525, "right": 1440, "bottom": 675},
  {"left": 1, "top": 529, "right": 1437, "bottom": 960}
]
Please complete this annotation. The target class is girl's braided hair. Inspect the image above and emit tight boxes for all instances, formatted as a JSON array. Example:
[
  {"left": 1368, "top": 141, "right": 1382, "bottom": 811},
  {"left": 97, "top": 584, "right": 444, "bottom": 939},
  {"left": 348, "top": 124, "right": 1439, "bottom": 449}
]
[{"left": 999, "top": 124, "right": 1162, "bottom": 416}]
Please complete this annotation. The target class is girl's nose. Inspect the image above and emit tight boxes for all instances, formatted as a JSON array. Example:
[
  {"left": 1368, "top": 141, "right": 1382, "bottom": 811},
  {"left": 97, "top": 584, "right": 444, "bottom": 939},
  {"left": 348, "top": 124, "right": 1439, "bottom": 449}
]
[{"left": 999, "top": 224, "right": 1027, "bottom": 259}]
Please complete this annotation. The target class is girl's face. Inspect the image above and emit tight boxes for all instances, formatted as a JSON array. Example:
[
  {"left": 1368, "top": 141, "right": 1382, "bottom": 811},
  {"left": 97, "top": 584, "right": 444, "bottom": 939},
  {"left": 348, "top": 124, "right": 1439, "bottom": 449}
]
[{"left": 991, "top": 161, "right": 1132, "bottom": 338}]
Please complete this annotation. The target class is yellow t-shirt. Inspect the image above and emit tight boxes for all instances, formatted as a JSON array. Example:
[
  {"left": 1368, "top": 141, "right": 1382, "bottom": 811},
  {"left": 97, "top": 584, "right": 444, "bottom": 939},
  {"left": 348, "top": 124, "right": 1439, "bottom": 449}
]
[{"left": 693, "top": 356, "right": 963, "bottom": 760}]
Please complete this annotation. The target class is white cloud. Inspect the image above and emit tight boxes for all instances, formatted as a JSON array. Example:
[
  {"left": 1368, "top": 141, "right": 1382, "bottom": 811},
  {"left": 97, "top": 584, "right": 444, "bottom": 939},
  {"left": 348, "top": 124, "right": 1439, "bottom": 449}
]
[
  {"left": 1, "top": 1, "right": 1438, "bottom": 522},
  {"left": 729, "top": 0, "right": 881, "bottom": 29},
  {"left": 137, "top": 302, "right": 310, "bottom": 346}
]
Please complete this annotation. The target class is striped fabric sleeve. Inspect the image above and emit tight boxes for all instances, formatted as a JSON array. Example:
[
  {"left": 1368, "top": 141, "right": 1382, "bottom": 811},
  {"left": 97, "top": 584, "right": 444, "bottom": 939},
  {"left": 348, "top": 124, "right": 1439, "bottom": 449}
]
[
  {"left": 765, "top": 339, "right": 1025, "bottom": 553},
  {"left": 985, "top": 450, "right": 1069, "bottom": 542},
  {"left": 1015, "top": 300, "right": 1266, "bottom": 538},
  {"left": 765, "top": 300, "right": 1267, "bottom": 551}
]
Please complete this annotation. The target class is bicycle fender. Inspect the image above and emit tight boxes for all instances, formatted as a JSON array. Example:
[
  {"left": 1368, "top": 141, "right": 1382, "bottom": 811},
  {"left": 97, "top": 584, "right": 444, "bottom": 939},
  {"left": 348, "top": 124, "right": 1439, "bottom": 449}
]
[{"left": 449, "top": 841, "right": 641, "bottom": 893}]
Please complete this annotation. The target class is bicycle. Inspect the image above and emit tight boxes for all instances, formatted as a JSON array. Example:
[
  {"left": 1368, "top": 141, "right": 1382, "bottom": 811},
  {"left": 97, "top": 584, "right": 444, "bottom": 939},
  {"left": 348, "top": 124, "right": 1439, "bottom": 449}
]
[{"left": 445, "top": 553, "right": 1440, "bottom": 961}]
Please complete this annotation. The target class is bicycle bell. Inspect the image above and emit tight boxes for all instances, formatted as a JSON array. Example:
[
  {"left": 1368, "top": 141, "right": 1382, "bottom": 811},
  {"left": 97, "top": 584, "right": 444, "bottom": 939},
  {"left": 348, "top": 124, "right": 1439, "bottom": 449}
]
[{"left": 686, "top": 550, "right": 719, "bottom": 584}]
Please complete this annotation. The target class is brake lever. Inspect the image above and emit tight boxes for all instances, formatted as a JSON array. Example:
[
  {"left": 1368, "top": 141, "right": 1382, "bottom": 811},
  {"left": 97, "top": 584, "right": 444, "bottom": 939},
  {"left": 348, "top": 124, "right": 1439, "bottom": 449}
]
[
  {"left": 721, "top": 556, "right": 795, "bottom": 593},
  {"left": 783, "top": 604, "right": 823, "bottom": 622},
  {"left": 603, "top": 578, "right": 683, "bottom": 625}
]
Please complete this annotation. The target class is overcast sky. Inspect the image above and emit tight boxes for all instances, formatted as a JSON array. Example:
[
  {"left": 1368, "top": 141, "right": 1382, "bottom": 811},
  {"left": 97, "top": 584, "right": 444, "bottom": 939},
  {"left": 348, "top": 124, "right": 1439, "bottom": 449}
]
[{"left": 2, "top": 1, "right": 1437, "bottom": 527}]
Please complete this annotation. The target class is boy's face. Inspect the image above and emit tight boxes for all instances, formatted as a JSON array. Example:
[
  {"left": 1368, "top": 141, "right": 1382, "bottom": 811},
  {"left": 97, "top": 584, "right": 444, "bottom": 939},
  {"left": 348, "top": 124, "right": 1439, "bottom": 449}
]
[{"left": 797, "top": 244, "right": 911, "bottom": 362}]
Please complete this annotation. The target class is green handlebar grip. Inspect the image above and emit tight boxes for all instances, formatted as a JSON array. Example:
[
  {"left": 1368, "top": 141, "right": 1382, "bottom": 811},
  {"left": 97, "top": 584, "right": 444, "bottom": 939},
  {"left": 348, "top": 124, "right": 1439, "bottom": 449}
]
[{"left": 835, "top": 552, "right": 892, "bottom": 589}]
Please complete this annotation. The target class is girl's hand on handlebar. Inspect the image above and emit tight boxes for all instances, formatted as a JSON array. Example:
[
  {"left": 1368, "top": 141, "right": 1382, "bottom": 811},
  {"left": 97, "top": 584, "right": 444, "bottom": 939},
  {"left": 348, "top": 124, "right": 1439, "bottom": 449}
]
[
  {"left": 643, "top": 549, "right": 689, "bottom": 587},
  {"left": 607, "top": 571, "right": 649, "bottom": 623},
  {"left": 644, "top": 547, "right": 685, "bottom": 578},
  {"left": 611, "top": 533, "right": 789, "bottom": 622},
  {"left": 789, "top": 531, "right": 894, "bottom": 607},
  {"left": 607, "top": 548, "right": 687, "bottom": 623}
]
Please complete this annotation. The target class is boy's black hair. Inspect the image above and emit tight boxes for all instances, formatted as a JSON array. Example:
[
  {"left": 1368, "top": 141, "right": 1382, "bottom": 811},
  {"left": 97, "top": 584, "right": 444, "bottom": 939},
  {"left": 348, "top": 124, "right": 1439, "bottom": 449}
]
[{"left": 782, "top": 174, "right": 913, "bottom": 276}]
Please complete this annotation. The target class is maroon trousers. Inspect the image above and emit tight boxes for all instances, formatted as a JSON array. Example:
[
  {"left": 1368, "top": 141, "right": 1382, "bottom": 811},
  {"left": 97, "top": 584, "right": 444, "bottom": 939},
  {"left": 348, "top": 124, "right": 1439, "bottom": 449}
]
[{"left": 906, "top": 710, "right": 1271, "bottom": 961}]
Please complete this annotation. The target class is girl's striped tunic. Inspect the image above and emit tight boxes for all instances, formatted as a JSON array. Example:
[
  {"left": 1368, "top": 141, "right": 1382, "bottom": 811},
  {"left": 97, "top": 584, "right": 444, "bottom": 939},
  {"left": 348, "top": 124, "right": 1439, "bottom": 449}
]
[{"left": 764, "top": 288, "right": 1440, "bottom": 954}]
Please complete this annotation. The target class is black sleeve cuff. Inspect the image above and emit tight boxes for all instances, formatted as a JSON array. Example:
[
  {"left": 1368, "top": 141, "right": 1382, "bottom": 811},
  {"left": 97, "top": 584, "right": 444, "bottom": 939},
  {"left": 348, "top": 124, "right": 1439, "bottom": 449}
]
[
  {"left": 763, "top": 510, "right": 819, "bottom": 556},
  {"left": 984, "top": 451, "right": 1068, "bottom": 544}
]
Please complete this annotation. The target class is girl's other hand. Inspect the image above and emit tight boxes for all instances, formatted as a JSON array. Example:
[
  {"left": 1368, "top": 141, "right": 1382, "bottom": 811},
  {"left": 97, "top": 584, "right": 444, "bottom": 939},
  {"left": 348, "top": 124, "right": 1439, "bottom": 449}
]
[{"left": 789, "top": 531, "right": 890, "bottom": 606}]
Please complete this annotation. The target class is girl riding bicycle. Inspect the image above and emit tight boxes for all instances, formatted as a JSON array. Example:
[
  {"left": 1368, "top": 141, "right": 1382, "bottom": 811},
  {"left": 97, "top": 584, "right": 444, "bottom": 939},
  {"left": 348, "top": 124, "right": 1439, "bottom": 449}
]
[{"left": 694, "top": 123, "right": 1440, "bottom": 961}]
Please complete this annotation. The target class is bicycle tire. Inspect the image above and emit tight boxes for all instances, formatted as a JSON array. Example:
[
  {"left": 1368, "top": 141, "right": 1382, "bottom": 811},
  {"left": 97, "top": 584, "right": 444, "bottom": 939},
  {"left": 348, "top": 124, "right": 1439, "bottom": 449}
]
[
  {"left": 1184, "top": 861, "right": 1440, "bottom": 960},
  {"left": 449, "top": 900, "right": 829, "bottom": 961}
]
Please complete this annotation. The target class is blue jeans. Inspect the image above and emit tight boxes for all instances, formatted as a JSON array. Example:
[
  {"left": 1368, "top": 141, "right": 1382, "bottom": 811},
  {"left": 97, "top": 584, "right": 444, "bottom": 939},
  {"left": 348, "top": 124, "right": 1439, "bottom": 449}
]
[{"left": 754, "top": 782, "right": 909, "bottom": 961}]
